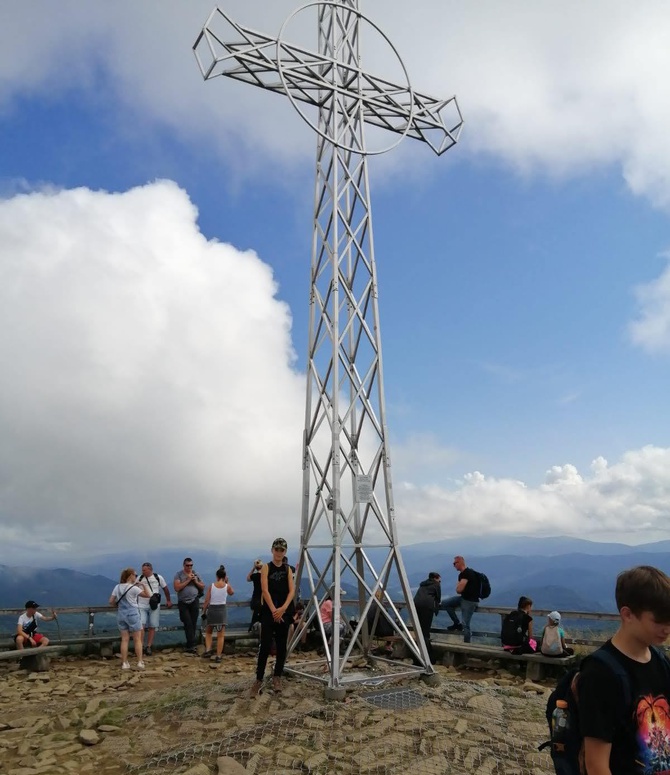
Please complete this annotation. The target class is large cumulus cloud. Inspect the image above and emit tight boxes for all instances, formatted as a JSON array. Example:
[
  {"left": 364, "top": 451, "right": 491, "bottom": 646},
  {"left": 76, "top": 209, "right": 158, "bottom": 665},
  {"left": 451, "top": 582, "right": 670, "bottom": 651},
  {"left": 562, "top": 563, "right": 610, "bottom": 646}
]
[{"left": 0, "top": 181, "right": 305, "bottom": 556}]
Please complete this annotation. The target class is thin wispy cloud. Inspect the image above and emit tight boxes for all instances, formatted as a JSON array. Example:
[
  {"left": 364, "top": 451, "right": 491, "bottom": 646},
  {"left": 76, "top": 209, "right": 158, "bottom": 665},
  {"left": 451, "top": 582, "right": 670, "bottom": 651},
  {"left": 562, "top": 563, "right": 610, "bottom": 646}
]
[{"left": 629, "top": 252, "right": 670, "bottom": 353}]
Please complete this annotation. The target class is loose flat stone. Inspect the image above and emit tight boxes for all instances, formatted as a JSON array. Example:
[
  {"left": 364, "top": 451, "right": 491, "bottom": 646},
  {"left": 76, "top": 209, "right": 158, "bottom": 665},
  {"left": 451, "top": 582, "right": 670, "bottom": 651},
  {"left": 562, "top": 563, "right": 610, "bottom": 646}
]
[
  {"left": 217, "top": 756, "right": 247, "bottom": 774},
  {"left": 78, "top": 730, "right": 100, "bottom": 746}
]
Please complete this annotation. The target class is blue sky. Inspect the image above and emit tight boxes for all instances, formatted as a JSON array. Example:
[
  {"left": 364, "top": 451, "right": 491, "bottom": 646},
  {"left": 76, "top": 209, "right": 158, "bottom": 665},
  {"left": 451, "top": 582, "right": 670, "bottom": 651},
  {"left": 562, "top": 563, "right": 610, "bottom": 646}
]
[{"left": 1, "top": 1, "right": 670, "bottom": 562}]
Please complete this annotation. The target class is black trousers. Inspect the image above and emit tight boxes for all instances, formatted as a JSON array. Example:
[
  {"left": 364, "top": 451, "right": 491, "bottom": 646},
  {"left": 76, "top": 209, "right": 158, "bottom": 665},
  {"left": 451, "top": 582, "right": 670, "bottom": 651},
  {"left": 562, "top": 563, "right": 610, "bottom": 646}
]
[
  {"left": 256, "top": 607, "right": 290, "bottom": 680},
  {"left": 178, "top": 598, "right": 200, "bottom": 648},
  {"left": 248, "top": 602, "right": 262, "bottom": 631},
  {"left": 507, "top": 639, "right": 536, "bottom": 655},
  {"left": 415, "top": 607, "right": 435, "bottom": 663}
]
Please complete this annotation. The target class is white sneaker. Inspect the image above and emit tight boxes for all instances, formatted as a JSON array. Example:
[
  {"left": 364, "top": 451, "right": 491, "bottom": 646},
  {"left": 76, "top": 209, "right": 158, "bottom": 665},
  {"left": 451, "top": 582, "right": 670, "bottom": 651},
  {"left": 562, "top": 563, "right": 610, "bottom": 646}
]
[
  {"left": 121, "top": 661, "right": 130, "bottom": 670},
  {"left": 137, "top": 661, "right": 145, "bottom": 669}
]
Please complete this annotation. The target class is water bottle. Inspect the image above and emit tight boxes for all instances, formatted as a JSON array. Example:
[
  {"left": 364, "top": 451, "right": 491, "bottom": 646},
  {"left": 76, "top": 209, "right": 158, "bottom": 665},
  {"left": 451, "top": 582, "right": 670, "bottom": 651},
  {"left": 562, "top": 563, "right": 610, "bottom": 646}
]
[{"left": 551, "top": 699, "right": 570, "bottom": 753}]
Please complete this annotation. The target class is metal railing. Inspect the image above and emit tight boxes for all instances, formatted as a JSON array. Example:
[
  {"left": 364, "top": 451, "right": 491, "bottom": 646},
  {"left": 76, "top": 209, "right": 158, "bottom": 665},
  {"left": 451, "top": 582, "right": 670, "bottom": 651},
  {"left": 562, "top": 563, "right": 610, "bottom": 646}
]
[{"left": 1, "top": 602, "right": 620, "bottom": 648}]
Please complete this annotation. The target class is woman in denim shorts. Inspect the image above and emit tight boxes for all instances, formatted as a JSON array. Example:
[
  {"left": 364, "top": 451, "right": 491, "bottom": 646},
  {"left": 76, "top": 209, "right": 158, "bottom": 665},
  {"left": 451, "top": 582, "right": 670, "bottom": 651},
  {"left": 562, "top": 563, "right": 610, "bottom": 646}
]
[{"left": 109, "top": 568, "right": 150, "bottom": 670}]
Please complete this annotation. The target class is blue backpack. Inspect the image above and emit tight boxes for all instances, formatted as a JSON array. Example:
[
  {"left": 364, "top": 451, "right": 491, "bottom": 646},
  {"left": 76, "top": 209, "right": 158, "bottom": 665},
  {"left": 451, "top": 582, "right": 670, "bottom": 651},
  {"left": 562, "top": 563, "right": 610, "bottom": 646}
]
[{"left": 539, "top": 646, "right": 670, "bottom": 775}]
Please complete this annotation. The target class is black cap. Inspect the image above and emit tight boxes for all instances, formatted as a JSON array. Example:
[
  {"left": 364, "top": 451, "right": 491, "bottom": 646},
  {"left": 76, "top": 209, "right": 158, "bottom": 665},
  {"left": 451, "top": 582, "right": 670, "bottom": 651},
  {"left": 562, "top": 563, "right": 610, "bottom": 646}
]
[{"left": 25, "top": 600, "right": 39, "bottom": 609}]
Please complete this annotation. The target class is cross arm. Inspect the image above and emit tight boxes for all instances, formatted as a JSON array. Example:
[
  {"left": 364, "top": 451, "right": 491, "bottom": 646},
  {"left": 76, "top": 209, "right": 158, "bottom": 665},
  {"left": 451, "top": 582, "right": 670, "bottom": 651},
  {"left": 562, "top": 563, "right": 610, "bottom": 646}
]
[{"left": 193, "top": 9, "right": 463, "bottom": 155}]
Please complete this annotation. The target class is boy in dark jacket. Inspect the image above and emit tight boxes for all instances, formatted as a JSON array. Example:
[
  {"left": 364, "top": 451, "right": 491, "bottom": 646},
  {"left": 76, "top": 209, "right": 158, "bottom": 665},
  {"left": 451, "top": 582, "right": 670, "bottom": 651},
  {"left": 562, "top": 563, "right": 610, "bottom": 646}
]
[{"left": 413, "top": 572, "right": 442, "bottom": 664}]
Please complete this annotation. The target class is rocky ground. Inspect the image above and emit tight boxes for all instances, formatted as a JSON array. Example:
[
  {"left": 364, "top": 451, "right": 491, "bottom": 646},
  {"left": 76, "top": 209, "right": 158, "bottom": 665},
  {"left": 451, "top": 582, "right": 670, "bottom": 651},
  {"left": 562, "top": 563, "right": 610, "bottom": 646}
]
[{"left": 0, "top": 647, "right": 557, "bottom": 775}]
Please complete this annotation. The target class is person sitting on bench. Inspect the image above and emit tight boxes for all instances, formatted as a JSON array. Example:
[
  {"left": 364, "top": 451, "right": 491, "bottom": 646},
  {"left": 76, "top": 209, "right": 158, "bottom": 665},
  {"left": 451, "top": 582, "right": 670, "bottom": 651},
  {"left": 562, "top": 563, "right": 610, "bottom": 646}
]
[
  {"left": 14, "top": 600, "right": 57, "bottom": 649},
  {"left": 367, "top": 589, "right": 396, "bottom": 655}
]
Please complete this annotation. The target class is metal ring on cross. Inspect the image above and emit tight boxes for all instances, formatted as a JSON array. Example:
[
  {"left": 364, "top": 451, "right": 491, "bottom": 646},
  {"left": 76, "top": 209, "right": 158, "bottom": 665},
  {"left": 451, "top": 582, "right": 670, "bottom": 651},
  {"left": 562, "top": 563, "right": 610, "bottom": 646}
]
[{"left": 276, "top": 1, "right": 415, "bottom": 156}]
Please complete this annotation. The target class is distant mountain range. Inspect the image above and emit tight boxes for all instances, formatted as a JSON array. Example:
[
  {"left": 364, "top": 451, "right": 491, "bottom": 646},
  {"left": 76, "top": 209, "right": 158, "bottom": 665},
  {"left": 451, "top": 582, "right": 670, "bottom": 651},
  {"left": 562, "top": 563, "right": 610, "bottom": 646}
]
[
  {"left": 1, "top": 535, "right": 669, "bottom": 612},
  {"left": 0, "top": 566, "right": 117, "bottom": 609}
]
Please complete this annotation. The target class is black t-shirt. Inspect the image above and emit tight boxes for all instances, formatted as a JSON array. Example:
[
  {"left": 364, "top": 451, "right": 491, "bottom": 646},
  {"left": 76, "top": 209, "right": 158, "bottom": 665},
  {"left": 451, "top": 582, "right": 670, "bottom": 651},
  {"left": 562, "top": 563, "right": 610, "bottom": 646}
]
[
  {"left": 249, "top": 570, "right": 262, "bottom": 604},
  {"left": 264, "top": 561, "right": 294, "bottom": 618},
  {"left": 578, "top": 640, "right": 670, "bottom": 775},
  {"left": 460, "top": 568, "right": 481, "bottom": 602},
  {"left": 501, "top": 609, "right": 532, "bottom": 647}
]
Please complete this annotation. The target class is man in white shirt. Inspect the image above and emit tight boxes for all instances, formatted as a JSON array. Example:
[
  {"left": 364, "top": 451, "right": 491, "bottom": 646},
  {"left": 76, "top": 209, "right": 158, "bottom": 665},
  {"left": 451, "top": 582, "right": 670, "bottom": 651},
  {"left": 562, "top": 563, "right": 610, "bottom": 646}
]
[
  {"left": 137, "top": 562, "right": 172, "bottom": 656},
  {"left": 14, "top": 600, "right": 58, "bottom": 649}
]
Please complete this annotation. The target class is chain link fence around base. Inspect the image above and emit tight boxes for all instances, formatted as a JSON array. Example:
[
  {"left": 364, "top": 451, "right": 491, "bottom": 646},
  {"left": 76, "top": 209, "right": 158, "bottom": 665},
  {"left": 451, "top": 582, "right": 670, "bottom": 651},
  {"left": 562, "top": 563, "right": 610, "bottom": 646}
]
[{"left": 117, "top": 671, "right": 554, "bottom": 775}]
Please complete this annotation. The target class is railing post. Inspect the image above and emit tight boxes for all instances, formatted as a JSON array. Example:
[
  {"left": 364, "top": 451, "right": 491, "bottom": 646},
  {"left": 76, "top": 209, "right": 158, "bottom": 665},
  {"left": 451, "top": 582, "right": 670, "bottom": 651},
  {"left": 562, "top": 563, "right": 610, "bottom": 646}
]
[{"left": 88, "top": 610, "right": 95, "bottom": 638}]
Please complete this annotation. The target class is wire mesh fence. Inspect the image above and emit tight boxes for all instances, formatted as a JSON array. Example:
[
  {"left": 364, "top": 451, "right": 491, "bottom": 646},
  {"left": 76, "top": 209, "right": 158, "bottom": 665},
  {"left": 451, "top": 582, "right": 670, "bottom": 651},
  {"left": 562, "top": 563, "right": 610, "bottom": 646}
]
[{"left": 120, "top": 671, "right": 553, "bottom": 775}]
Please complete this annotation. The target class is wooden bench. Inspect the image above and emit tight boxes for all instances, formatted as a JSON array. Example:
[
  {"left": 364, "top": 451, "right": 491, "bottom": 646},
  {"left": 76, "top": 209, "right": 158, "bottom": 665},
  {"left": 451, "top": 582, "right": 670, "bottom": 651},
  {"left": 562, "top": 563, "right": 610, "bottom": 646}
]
[
  {"left": 436, "top": 641, "right": 578, "bottom": 680},
  {"left": 0, "top": 645, "right": 67, "bottom": 672}
]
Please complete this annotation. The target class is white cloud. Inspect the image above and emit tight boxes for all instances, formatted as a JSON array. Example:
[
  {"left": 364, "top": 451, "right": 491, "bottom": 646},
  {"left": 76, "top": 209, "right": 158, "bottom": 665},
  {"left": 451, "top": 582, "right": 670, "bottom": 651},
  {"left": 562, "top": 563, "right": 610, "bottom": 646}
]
[
  {"left": 393, "top": 445, "right": 670, "bottom": 544},
  {"left": 629, "top": 252, "right": 670, "bottom": 353},
  {"left": 3, "top": 2, "right": 670, "bottom": 206},
  {"left": 0, "top": 181, "right": 305, "bottom": 555}
]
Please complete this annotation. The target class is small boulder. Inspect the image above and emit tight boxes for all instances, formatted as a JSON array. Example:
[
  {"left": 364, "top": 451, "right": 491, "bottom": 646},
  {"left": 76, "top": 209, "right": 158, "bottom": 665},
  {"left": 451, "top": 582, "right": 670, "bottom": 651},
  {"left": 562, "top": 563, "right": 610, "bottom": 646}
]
[{"left": 78, "top": 729, "right": 100, "bottom": 746}]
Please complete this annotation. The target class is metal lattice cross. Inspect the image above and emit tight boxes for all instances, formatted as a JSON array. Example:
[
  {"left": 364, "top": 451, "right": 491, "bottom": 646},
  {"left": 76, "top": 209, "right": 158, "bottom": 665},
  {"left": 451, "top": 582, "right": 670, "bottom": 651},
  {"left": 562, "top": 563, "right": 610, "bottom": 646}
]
[{"left": 194, "top": 1, "right": 462, "bottom": 694}]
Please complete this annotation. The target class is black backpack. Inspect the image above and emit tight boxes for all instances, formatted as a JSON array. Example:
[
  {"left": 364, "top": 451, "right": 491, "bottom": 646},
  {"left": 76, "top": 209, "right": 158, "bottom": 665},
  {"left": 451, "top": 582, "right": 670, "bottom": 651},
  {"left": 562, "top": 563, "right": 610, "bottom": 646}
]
[
  {"left": 477, "top": 571, "right": 491, "bottom": 599},
  {"left": 500, "top": 609, "right": 526, "bottom": 647},
  {"left": 539, "top": 645, "right": 670, "bottom": 775}
]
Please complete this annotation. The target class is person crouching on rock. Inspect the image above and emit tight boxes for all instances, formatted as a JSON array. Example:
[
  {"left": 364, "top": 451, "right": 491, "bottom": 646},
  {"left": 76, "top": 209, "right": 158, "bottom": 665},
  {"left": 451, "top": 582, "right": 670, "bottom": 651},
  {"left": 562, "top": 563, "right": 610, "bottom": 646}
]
[{"left": 14, "top": 600, "right": 57, "bottom": 649}]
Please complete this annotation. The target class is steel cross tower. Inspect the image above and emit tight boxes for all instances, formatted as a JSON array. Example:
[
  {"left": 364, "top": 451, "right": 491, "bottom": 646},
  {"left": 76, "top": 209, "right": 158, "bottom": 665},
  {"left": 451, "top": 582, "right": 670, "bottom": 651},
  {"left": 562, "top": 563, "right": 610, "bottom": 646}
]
[{"left": 194, "top": 1, "right": 462, "bottom": 692}]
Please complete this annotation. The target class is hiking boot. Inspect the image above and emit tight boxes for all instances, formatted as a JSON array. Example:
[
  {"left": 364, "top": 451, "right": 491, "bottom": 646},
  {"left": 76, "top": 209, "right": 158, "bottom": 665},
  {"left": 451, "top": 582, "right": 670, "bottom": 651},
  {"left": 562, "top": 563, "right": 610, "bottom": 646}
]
[
  {"left": 214, "top": 656, "right": 222, "bottom": 664},
  {"left": 145, "top": 647, "right": 152, "bottom": 656},
  {"left": 446, "top": 623, "right": 463, "bottom": 632},
  {"left": 201, "top": 650, "right": 213, "bottom": 658},
  {"left": 249, "top": 680, "right": 263, "bottom": 698},
  {"left": 272, "top": 677, "right": 282, "bottom": 693}
]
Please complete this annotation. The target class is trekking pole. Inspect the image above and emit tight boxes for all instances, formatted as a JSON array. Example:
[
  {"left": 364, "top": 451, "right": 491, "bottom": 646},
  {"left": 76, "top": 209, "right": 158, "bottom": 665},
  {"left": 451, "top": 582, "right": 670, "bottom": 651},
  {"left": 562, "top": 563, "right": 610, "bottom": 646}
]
[{"left": 53, "top": 609, "right": 62, "bottom": 643}]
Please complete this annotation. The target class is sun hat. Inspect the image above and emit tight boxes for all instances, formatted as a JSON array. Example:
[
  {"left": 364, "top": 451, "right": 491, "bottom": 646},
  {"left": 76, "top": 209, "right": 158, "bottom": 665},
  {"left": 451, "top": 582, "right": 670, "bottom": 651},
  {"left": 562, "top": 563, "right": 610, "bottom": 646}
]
[{"left": 548, "top": 610, "right": 561, "bottom": 623}]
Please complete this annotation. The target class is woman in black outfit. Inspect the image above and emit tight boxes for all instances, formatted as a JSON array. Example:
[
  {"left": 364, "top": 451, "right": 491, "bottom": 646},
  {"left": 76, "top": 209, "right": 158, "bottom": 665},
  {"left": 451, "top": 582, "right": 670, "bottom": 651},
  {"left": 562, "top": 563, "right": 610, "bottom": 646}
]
[{"left": 250, "top": 537, "right": 295, "bottom": 697}]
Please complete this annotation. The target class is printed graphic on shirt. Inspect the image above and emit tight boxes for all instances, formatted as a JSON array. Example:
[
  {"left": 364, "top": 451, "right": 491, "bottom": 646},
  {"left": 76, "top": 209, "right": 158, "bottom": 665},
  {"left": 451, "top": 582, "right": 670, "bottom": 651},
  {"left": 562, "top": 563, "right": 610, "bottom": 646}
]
[
  {"left": 635, "top": 693, "right": 670, "bottom": 774},
  {"left": 267, "top": 567, "right": 285, "bottom": 583}
]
